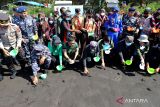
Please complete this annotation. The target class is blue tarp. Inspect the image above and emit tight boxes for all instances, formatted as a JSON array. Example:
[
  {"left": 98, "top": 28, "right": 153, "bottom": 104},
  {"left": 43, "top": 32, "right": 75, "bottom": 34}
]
[{"left": 14, "top": 1, "right": 44, "bottom": 7}]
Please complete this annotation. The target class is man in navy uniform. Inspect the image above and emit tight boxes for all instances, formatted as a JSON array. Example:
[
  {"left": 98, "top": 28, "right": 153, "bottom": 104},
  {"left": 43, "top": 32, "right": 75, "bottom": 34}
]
[
  {"left": 31, "top": 43, "right": 52, "bottom": 85},
  {"left": 15, "top": 6, "right": 38, "bottom": 64}
]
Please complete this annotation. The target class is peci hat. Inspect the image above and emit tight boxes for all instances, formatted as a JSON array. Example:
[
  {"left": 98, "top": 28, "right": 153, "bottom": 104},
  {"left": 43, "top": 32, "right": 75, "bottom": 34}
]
[
  {"left": 138, "top": 34, "right": 149, "bottom": 42},
  {"left": 112, "top": 7, "right": 120, "bottom": 12},
  {"left": 129, "top": 7, "right": 136, "bottom": 12}
]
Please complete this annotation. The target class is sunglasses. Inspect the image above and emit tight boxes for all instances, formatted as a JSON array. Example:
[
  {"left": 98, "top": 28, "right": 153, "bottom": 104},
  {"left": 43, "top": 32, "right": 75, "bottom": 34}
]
[{"left": 0, "top": 20, "right": 9, "bottom": 24}]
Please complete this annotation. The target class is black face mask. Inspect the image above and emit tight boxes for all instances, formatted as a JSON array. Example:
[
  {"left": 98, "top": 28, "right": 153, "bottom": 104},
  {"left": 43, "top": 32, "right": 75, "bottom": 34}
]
[{"left": 88, "top": 16, "right": 92, "bottom": 18}]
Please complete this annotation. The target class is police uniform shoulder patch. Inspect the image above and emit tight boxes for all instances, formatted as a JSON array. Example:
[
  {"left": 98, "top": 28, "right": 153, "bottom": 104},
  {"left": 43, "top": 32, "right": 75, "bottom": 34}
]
[{"left": 11, "top": 24, "right": 21, "bottom": 32}]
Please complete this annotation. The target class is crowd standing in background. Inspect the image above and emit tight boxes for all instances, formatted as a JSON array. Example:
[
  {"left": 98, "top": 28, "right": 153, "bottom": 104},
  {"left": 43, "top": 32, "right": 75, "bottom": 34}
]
[{"left": 0, "top": 6, "right": 159, "bottom": 85}]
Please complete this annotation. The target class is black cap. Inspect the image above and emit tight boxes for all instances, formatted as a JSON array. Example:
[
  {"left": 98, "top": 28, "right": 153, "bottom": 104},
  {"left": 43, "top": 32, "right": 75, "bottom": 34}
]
[
  {"left": 129, "top": 7, "right": 136, "bottom": 12},
  {"left": 0, "top": 13, "right": 9, "bottom": 21}
]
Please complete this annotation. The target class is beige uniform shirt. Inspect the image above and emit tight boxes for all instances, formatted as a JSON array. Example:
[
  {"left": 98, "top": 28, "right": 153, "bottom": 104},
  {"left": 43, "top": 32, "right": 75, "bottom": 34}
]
[
  {"left": 72, "top": 15, "right": 84, "bottom": 30},
  {"left": 0, "top": 24, "right": 22, "bottom": 50}
]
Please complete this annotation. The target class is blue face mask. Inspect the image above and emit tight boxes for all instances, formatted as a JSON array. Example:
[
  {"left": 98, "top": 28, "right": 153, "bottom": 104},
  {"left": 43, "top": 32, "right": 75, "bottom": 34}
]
[
  {"left": 140, "top": 26, "right": 143, "bottom": 30},
  {"left": 125, "top": 42, "right": 132, "bottom": 46}
]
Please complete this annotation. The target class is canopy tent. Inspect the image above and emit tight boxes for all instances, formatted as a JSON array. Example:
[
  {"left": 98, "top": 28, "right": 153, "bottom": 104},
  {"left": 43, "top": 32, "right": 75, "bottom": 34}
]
[{"left": 13, "top": 1, "right": 44, "bottom": 7}]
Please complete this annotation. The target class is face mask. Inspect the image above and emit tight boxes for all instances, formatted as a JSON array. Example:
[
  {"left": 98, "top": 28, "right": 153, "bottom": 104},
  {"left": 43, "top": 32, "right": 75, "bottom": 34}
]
[
  {"left": 125, "top": 42, "right": 132, "bottom": 46},
  {"left": 49, "top": 20, "right": 54, "bottom": 24},
  {"left": 90, "top": 46, "right": 96, "bottom": 54},
  {"left": 140, "top": 46, "right": 145, "bottom": 50},
  {"left": 101, "top": 13, "right": 105, "bottom": 16},
  {"left": 66, "top": 18, "right": 70, "bottom": 21},
  {"left": 140, "top": 26, "right": 143, "bottom": 30},
  {"left": 104, "top": 42, "right": 109, "bottom": 45},
  {"left": 88, "top": 16, "right": 92, "bottom": 18},
  {"left": 90, "top": 49, "right": 96, "bottom": 54}
]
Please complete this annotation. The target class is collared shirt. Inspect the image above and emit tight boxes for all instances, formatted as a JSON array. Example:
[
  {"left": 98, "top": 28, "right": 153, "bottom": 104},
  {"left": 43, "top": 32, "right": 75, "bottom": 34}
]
[
  {"left": 63, "top": 42, "right": 78, "bottom": 54},
  {"left": 0, "top": 24, "right": 22, "bottom": 50},
  {"left": 16, "top": 15, "right": 37, "bottom": 39}
]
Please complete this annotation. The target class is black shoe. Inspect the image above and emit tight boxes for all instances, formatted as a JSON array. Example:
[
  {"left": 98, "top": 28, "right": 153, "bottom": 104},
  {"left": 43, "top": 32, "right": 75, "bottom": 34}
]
[
  {"left": 10, "top": 71, "right": 17, "bottom": 79},
  {"left": 0, "top": 74, "right": 3, "bottom": 81}
]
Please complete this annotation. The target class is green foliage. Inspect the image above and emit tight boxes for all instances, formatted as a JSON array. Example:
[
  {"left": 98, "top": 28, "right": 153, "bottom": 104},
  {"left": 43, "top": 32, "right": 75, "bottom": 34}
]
[
  {"left": 27, "top": 6, "right": 54, "bottom": 17},
  {"left": 121, "top": 1, "right": 160, "bottom": 13},
  {"left": 7, "top": 4, "right": 54, "bottom": 17}
]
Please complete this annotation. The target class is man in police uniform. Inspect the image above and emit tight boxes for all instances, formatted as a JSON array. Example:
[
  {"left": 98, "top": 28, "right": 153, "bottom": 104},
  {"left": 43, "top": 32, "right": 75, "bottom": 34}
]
[
  {"left": 0, "top": 13, "right": 25, "bottom": 80},
  {"left": 15, "top": 6, "right": 38, "bottom": 63},
  {"left": 122, "top": 7, "right": 139, "bottom": 39}
]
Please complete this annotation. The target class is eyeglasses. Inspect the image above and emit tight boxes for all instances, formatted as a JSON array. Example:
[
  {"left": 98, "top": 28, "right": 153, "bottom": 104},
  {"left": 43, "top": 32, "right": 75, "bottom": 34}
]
[{"left": 0, "top": 20, "right": 9, "bottom": 24}]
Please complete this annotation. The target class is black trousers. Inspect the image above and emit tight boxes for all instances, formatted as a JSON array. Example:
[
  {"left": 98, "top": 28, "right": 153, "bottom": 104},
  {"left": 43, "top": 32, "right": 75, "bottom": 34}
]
[
  {"left": 75, "top": 30, "right": 88, "bottom": 57},
  {"left": 0, "top": 47, "right": 26, "bottom": 73}
]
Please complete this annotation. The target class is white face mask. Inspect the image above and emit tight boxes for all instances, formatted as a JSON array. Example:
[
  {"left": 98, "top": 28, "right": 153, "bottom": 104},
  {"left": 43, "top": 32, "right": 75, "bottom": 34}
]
[
  {"left": 49, "top": 21, "right": 54, "bottom": 24},
  {"left": 101, "top": 13, "right": 105, "bottom": 16},
  {"left": 125, "top": 42, "right": 132, "bottom": 46},
  {"left": 140, "top": 46, "right": 145, "bottom": 50}
]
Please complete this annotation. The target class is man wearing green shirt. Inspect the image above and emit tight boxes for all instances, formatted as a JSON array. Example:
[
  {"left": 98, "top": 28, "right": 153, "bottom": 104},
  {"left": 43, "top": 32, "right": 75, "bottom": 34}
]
[{"left": 63, "top": 35, "right": 79, "bottom": 64}]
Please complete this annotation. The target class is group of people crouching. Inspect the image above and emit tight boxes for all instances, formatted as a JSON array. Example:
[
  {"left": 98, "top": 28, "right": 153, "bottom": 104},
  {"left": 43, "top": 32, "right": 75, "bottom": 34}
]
[{"left": 0, "top": 5, "right": 159, "bottom": 85}]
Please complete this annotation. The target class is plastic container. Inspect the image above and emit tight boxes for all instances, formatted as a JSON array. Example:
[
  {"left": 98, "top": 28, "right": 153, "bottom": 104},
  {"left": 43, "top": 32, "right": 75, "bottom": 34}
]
[
  {"left": 40, "top": 74, "right": 47, "bottom": 80},
  {"left": 9, "top": 49, "right": 18, "bottom": 57},
  {"left": 125, "top": 60, "right": 132, "bottom": 66},
  {"left": 93, "top": 56, "right": 100, "bottom": 62},
  {"left": 33, "top": 34, "right": 39, "bottom": 40},
  {"left": 56, "top": 65, "right": 63, "bottom": 71},
  {"left": 147, "top": 68, "right": 155, "bottom": 74}
]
